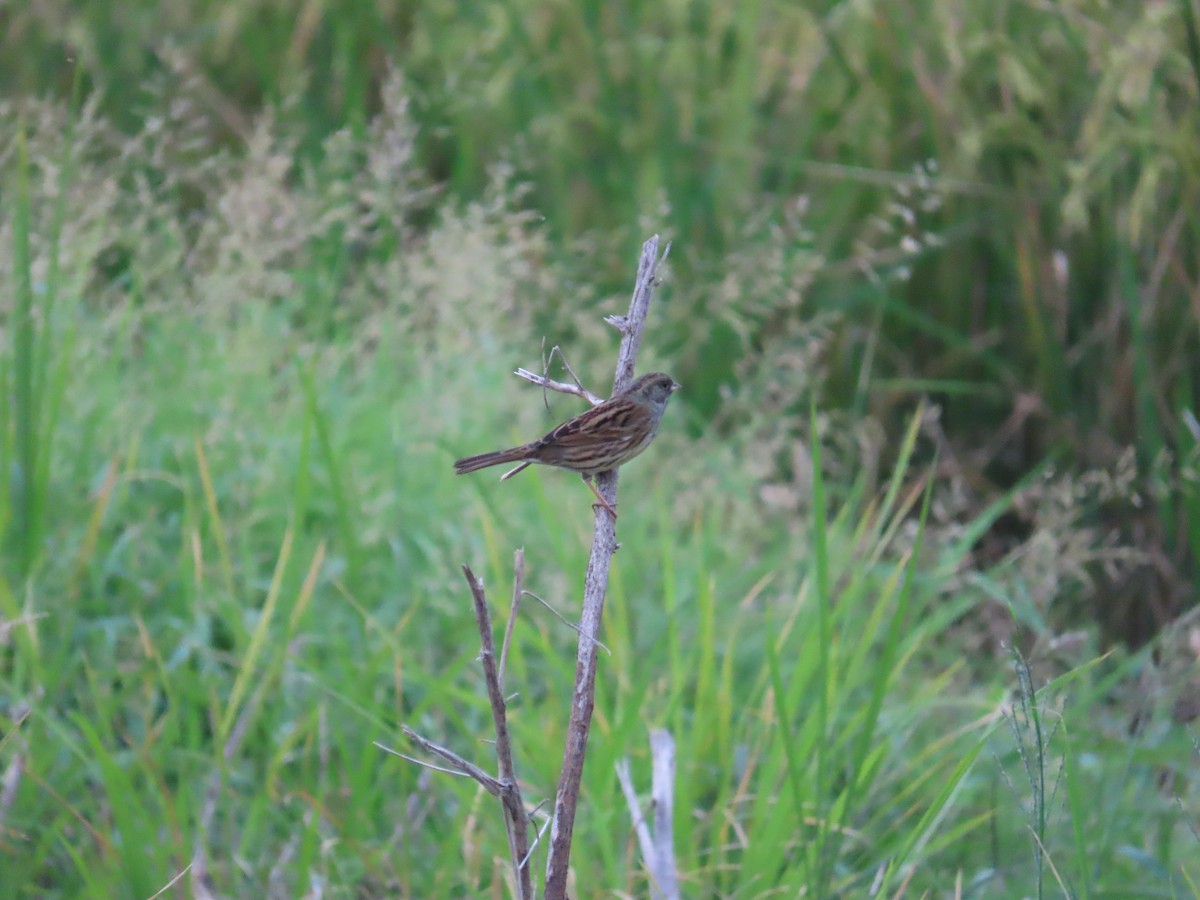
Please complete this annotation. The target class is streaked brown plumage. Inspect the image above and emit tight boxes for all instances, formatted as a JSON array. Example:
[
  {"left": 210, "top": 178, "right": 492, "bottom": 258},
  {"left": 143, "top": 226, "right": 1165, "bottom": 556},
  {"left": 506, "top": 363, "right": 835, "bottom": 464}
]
[{"left": 454, "top": 372, "right": 680, "bottom": 513}]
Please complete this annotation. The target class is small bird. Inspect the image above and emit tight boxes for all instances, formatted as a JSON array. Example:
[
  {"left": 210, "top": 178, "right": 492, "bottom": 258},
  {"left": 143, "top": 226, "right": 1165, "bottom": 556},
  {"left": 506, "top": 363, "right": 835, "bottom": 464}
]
[{"left": 454, "top": 372, "right": 680, "bottom": 515}]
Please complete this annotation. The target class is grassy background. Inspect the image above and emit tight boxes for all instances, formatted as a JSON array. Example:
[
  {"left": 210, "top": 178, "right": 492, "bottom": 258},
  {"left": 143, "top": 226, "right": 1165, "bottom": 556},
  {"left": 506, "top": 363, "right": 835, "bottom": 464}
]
[{"left": 2, "top": 0, "right": 1200, "bottom": 896}]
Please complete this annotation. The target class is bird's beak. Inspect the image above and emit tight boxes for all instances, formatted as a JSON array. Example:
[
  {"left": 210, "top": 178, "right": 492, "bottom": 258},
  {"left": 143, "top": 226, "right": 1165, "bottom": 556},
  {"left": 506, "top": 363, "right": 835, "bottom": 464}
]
[{"left": 670, "top": 381, "right": 681, "bottom": 393}]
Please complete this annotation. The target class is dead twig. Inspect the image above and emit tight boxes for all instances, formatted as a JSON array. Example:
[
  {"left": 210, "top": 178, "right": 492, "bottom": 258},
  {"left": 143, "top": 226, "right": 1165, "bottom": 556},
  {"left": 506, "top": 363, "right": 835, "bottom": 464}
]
[
  {"left": 396, "top": 554, "right": 535, "bottom": 900},
  {"left": 534, "top": 342, "right": 598, "bottom": 410},
  {"left": 514, "top": 368, "right": 604, "bottom": 406},
  {"left": 499, "top": 549, "right": 525, "bottom": 687},
  {"left": 400, "top": 236, "right": 669, "bottom": 898},
  {"left": 521, "top": 589, "right": 612, "bottom": 655},
  {"left": 544, "top": 235, "right": 670, "bottom": 899},
  {"left": 616, "top": 729, "right": 680, "bottom": 900},
  {"left": 462, "top": 564, "right": 534, "bottom": 897}
]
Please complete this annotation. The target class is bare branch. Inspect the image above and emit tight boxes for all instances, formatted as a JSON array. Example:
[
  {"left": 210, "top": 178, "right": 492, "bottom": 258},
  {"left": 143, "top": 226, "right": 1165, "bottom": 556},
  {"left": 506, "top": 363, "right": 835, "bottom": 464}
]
[
  {"left": 547, "top": 347, "right": 591, "bottom": 397},
  {"left": 499, "top": 549, "right": 525, "bottom": 688},
  {"left": 615, "top": 759, "right": 655, "bottom": 866},
  {"left": 521, "top": 810, "right": 555, "bottom": 872},
  {"left": 462, "top": 564, "right": 535, "bottom": 898},
  {"left": 615, "top": 730, "right": 680, "bottom": 900},
  {"left": 533, "top": 343, "right": 597, "bottom": 411},
  {"left": 522, "top": 589, "right": 612, "bottom": 655},
  {"left": 649, "top": 729, "right": 680, "bottom": 899},
  {"left": 392, "top": 560, "right": 536, "bottom": 900},
  {"left": 375, "top": 741, "right": 475, "bottom": 779},
  {"left": 610, "top": 238, "right": 670, "bottom": 394},
  {"left": 400, "top": 727, "right": 505, "bottom": 794},
  {"left": 544, "top": 235, "right": 670, "bottom": 898},
  {"left": 514, "top": 368, "right": 603, "bottom": 406}
]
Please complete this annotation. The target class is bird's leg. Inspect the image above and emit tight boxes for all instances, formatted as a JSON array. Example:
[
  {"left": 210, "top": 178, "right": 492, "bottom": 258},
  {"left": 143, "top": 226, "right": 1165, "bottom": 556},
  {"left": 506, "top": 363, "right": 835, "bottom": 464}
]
[{"left": 582, "top": 475, "right": 618, "bottom": 518}]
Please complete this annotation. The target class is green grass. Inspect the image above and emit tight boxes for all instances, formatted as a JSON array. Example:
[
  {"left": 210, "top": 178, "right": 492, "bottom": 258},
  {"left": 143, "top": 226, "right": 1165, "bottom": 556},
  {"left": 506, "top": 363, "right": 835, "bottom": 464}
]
[
  {"left": 9, "top": 0, "right": 1200, "bottom": 529},
  {"left": 3, "top": 4, "right": 1200, "bottom": 896},
  {"left": 1, "top": 127, "right": 1196, "bottom": 897},
  {"left": 3, "top": 304, "right": 1194, "bottom": 894}
]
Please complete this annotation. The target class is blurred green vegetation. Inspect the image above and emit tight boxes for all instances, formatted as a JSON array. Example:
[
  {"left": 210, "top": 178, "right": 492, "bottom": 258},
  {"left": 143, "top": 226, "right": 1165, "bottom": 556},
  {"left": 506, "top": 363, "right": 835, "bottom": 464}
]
[
  {"left": 8, "top": 1, "right": 1200, "bottom": 572},
  {"left": 3, "top": 0, "right": 1200, "bottom": 896}
]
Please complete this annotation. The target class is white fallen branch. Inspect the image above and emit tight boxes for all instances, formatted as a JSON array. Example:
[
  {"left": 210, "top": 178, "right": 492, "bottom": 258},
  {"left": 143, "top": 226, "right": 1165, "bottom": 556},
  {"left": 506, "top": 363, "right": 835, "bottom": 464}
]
[{"left": 616, "top": 729, "right": 680, "bottom": 900}]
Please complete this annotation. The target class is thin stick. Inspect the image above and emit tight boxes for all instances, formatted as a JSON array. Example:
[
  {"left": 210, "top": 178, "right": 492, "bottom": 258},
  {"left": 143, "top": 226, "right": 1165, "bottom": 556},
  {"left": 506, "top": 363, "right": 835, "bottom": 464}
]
[
  {"left": 534, "top": 343, "right": 596, "bottom": 410},
  {"left": 463, "top": 564, "right": 534, "bottom": 899},
  {"left": 375, "top": 741, "right": 474, "bottom": 779},
  {"left": 615, "top": 729, "right": 680, "bottom": 900},
  {"left": 514, "top": 368, "right": 604, "bottom": 406},
  {"left": 499, "top": 549, "right": 525, "bottom": 688},
  {"left": 543, "top": 235, "right": 670, "bottom": 899},
  {"left": 546, "top": 346, "right": 591, "bottom": 398},
  {"left": 522, "top": 589, "right": 612, "bottom": 654},
  {"left": 615, "top": 759, "right": 655, "bottom": 869},
  {"left": 393, "top": 560, "right": 538, "bottom": 899},
  {"left": 649, "top": 729, "right": 680, "bottom": 899},
  {"left": 521, "top": 810, "right": 555, "bottom": 871},
  {"left": 400, "top": 727, "right": 504, "bottom": 794}
]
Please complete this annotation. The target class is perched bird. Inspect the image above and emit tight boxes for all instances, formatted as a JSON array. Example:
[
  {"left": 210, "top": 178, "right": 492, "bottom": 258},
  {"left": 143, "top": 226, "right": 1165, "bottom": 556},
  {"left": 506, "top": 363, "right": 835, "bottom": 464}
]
[{"left": 454, "top": 372, "right": 680, "bottom": 515}]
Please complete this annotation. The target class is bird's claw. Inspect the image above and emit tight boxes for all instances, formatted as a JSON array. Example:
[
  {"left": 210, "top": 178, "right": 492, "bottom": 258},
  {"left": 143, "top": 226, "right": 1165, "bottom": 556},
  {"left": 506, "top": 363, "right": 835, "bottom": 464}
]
[{"left": 591, "top": 500, "right": 618, "bottom": 518}]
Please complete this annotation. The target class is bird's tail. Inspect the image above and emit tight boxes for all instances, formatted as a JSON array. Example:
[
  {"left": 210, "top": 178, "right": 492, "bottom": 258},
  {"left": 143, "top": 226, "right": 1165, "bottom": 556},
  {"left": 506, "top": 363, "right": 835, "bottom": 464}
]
[{"left": 453, "top": 445, "right": 535, "bottom": 476}]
